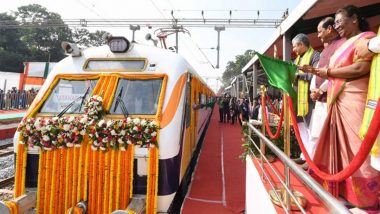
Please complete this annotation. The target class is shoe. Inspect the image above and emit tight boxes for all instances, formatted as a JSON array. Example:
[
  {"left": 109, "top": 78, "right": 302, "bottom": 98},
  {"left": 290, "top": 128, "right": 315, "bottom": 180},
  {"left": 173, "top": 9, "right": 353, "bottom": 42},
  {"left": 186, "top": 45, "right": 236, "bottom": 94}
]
[
  {"left": 301, "top": 162, "right": 308, "bottom": 170},
  {"left": 293, "top": 158, "right": 306, "bottom": 165}
]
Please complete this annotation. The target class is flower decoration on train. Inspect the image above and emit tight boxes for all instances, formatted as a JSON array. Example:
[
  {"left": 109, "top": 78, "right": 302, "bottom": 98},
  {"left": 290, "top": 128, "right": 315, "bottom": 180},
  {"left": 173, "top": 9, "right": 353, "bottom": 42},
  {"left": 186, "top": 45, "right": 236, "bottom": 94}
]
[
  {"left": 18, "top": 95, "right": 159, "bottom": 151},
  {"left": 17, "top": 116, "right": 87, "bottom": 150},
  {"left": 84, "top": 94, "right": 103, "bottom": 124},
  {"left": 58, "top": 116, "right": 87, "bottom": 148},
  {"left": 88, "top": 117, "right": 159, "bottom": 151}
]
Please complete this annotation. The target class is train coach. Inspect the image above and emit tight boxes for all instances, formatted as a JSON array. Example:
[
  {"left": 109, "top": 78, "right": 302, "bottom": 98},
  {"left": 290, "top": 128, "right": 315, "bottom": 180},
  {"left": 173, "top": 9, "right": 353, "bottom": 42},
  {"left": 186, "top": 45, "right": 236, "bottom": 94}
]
[{"left": 1, "top": 36, "right": 215, "bottom": 214}]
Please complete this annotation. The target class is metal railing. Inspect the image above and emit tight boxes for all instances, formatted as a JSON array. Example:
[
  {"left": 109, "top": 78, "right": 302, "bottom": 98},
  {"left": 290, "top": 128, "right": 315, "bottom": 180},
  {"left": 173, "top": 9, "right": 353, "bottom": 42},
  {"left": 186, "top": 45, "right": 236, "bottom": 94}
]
[{"left": 247, "top": 122, "right": 351, "bottom": 214}]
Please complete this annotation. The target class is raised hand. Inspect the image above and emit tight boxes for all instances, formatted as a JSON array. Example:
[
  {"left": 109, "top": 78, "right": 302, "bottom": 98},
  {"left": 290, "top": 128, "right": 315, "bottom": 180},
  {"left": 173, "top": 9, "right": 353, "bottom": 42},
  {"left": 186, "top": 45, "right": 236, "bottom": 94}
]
[{"left": 298, "top": 65, "right": 316, "bottom": 74}]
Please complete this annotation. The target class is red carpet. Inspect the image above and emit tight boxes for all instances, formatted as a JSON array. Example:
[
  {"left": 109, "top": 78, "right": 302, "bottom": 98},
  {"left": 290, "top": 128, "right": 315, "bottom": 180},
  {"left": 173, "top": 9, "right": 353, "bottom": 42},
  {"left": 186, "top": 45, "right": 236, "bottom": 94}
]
[{"left": 182, "top": 107, "right": 245, "bottom": 213}]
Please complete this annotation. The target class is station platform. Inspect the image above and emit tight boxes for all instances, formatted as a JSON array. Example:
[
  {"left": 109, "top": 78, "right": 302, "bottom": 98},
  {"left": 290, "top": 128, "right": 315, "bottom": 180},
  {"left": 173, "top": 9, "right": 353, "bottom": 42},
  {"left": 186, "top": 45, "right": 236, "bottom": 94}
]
[
  {"left": 182, "top": 107, "right": 246, "bottom": 214},
  {"left": 0, "top": 109, "right": 26, "bottom": 140}
]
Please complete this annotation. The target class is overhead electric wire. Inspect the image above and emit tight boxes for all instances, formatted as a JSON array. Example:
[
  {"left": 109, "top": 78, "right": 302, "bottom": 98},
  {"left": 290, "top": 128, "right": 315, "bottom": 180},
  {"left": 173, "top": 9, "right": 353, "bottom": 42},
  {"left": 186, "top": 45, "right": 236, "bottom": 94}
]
[
  {"left": 163, "top": 9, "right": 285, "bottom": 12},
  {"left": 75, "top": 0, "right": 116, "bottom": 28},
  {"left": 149, "top": 0, "right": 169, "bottom": 19},
  {"left": 165, "top": 0, "right": 176, "bottom": 12},
  {"left": 77, "top": 0, "right": 103, "bottom": 19},
  {"left": 160, "top": 0, "right": 216, "bottom": 69},
  {"left": 0, "top": 17, "right": 282, "bottom": 29}
]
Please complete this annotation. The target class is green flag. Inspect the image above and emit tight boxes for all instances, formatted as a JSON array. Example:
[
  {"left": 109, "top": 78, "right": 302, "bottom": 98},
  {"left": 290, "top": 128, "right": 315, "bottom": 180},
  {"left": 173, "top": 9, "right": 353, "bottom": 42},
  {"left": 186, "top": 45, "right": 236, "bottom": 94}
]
[{"left": 255, "top": 52, "right": 297, "bottom": 100}]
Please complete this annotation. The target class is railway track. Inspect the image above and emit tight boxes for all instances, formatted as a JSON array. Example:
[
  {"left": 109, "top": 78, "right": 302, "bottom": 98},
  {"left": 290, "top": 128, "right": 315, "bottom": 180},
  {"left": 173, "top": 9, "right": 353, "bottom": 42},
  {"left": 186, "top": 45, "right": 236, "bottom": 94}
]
[
  {"left": 0, "top": 143, "right": 13, "bottom": 158},
  {"left": 0, "top": 176, "right": 14, "bottom": 189},
  {"left": 0, "top": 150, "right": 13, "bottom": 158},
  {"left": 0, "top": 142, "right": 13, "bottom": 150}
]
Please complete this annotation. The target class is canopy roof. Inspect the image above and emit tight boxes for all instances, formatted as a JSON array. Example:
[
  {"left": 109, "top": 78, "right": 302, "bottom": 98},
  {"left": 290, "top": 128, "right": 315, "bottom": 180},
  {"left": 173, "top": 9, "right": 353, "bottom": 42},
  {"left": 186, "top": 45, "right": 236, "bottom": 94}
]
[{"left": 242, "top": 0, "right": 380, "bottom": 73}]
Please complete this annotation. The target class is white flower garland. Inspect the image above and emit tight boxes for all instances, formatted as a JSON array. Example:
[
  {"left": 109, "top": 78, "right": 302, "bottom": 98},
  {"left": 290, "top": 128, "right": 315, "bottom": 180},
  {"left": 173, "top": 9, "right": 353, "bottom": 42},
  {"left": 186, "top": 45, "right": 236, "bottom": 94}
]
[
  {"left": 88, "top": 117, "right": 159, "bottom": 151},
  {"left": 18, "top": 95, "right": 159, "bottom": 151}
]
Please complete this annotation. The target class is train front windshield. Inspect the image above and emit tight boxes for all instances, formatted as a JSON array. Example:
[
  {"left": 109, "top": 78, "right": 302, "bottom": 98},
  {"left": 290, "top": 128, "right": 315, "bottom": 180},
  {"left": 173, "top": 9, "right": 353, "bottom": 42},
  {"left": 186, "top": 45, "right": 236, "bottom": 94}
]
[
  {"left": 109, "top": 78, "right": 163, "bottom": 115},
  {"left": 39, "top": 79, "right": 98, "bottom": 114}
]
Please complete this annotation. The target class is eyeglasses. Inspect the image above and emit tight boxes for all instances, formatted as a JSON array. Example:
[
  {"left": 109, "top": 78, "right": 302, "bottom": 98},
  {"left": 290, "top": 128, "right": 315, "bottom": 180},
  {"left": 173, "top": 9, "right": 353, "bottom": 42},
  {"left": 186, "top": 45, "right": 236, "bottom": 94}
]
[{"left": 333, "top": 17, "right": 348, "bottom": 29}]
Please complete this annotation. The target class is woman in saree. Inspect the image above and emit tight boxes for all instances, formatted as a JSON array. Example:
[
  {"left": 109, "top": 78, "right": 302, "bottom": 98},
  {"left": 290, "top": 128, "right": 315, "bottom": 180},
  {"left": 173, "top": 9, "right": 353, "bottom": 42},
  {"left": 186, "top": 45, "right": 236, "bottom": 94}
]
[{"left": 302, "top": 5, "right": 379, "bottom": 209}]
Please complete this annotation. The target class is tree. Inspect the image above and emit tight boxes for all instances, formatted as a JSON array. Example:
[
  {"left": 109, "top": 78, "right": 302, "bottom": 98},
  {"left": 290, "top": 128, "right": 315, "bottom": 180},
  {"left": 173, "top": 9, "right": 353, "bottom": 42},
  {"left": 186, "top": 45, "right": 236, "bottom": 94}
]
[
  {"left": 222, "top": 49, "right": 253, "bottom": 85},
  {"left": 0, "top": 4, "right": 112, "bottom": 73},
  {"left": 0, "top": 13, "right": 27, "bottom": 72},
  {"left": 72, "top": 28, "right": 111, "bottom": 47},
  {"left": 15, "top": 4, "right": 73, "bottom": 62},
  {"left": 88, "top": 30, "right": 111, "bottom": 47}
]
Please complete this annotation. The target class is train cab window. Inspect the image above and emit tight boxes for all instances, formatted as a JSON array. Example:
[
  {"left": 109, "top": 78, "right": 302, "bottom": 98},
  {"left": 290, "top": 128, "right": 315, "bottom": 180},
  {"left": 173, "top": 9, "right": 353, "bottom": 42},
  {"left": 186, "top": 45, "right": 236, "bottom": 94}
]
[
  {"left": 39, "top": 79, "right": 98, "bottom": 114},
  {"left": 109, "top": 78, "right": 162, "bottom": 115}
]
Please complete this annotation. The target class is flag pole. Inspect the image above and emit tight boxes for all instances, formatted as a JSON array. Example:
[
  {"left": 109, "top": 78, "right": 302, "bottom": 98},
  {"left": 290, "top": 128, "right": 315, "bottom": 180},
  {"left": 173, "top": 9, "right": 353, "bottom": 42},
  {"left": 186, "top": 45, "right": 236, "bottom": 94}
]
[
  {"left": 260, "top": 85, "right": 267, "bottom": 181},
  {"left": 283, "top": 92, "right": 291, "bottom": 211}
]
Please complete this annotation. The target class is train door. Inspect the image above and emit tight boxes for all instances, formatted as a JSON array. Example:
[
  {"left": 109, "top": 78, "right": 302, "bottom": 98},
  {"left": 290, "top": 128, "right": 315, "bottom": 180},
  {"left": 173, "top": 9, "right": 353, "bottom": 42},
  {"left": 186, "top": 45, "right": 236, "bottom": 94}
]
[{"left": 180, "top": 76, "right": 192, "bottom": 180}]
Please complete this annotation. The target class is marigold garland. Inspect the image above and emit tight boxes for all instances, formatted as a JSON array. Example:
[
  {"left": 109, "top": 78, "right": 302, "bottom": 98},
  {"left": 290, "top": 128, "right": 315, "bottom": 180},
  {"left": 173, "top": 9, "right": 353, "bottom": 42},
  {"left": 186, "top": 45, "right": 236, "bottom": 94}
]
[
  {"left": 21, "top": 143, "right": 27, "bottom": 196},
  {"left": 72, "top": 147, "right": 80, "bottom": 206},
  {"left": 36, "top": 149, "right": 45, "bottom": 213},
  {"left": 88, "top": 149, "right": 97, "bottom": 214},
  {"left": 145, "top": 74, "right": 166, "bottom": 214},
  {"left": 64, "top": 148, "right": 72, "bottom": 212},
  {"left": 115, "top": 150, "right": 122, "bottom": 210},
  {"left": 119, "top": 149, "right": 127, "bottom": 209},
  {"left": 49, "top": 149, "right": 59, "bottom": 213},
  {"left": 14, "top": 142, "right": 27, "bottom": 197},
  {"left": 15, "top": 89, "right": 162, "bottom": 214},
  {"left": 76, "top": 145, "right": 83, "bottom": 202},
  {"left": 102, "top": 150, "right": 111, "bottom": 214},
  {"left": 43, "top": 150, "right": 52, "bottom": 214},
  {"left": 57, "top": 148, "right": 66, "bottom": 214},
  {"left": 5, "top": 201, "right": 18, "bottom": 214},
  {"left": 14, "top": 73, "right": 171, "bottom": 213},
  {"left": 83, "top": 142, "right": 90, "bottom": 201},
  {"left": 129, "top": 145, "right": 134, "bottom": 199},
  {"left": 109, "top": 149, "right": 116, "bottom": 213},
  {"left": 98, "top": 152, "right": 106, "bottom": 214},
  {"left": 146, "top": 147, "right": 159, "bottom": 214}
]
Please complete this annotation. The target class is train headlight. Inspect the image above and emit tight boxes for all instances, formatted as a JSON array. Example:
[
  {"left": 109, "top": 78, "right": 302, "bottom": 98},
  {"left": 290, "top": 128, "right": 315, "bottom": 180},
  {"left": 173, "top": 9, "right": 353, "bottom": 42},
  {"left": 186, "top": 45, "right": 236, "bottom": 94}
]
[
  {"left": 61, "top": 42, "right": 81, "bottom": 57},
  {"left": 108, "top": 36, "right": 130, "bottom": 53}
]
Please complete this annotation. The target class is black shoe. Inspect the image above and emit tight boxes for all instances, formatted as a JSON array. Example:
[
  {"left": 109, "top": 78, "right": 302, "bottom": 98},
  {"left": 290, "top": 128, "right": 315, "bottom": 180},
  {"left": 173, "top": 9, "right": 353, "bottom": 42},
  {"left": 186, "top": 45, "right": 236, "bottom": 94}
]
[{"left": 293, "top": 158, "right": 306, "bottom": 164}]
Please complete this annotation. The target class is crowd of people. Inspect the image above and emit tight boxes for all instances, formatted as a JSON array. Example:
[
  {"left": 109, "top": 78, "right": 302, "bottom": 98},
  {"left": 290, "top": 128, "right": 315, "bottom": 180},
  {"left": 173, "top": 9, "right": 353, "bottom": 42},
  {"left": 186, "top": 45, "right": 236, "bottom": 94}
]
[
  {"left": 289, "top": 5, "right": 380, "bottom": 210},
  {"left": 217, "top": 93, "right": 281, "bottom": 126},
  {"left": 217, "top": 93, "right": 250, "bottom": 125},
  {"left": 0, "top": 87, "right": 38, "bottom": 110}
]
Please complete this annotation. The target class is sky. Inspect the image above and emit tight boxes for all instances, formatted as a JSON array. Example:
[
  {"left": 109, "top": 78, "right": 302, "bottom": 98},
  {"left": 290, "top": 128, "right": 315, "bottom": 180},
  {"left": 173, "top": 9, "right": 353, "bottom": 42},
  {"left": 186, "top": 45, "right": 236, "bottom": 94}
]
[{"left": 0, "top": 0, "right": 302, "bottom": 91}]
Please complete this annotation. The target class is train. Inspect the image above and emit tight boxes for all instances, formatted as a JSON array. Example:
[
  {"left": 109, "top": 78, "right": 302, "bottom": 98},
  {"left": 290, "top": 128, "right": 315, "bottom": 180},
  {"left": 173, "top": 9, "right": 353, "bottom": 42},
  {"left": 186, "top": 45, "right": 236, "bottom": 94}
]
[{"left": 5, "top": 36, "right": 215, "bottom": 213}]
